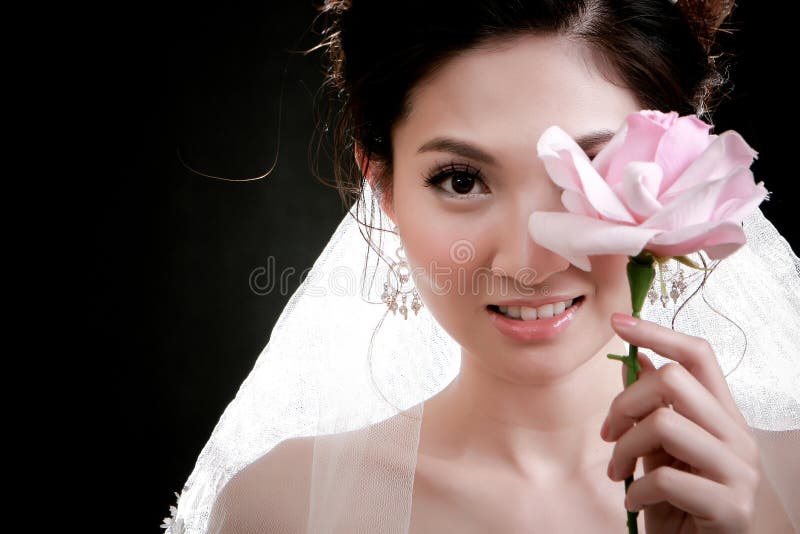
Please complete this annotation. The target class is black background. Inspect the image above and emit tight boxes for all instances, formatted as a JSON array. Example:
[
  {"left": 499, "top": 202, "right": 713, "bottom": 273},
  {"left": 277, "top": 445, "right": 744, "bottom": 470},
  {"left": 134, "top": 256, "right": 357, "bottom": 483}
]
[{"left": 85, "top": 2, "right": 797, "bottom": 533}]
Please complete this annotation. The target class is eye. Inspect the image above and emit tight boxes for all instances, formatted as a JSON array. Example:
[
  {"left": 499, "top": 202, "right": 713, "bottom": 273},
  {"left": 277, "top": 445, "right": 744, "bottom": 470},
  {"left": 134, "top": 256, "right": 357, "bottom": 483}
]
[{"left": 423, "top": 162, "right": 490, "bottom": 198}]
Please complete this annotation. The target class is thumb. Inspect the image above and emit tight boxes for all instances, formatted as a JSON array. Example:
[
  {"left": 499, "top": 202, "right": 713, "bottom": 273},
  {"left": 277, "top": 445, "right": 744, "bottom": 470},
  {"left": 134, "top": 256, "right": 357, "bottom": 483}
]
[
  {"left": 638, "top": 350, "right": 656, "bottom": 374},
  {"left": 620, "top": 350, "right": 656, "bottom": 387}
]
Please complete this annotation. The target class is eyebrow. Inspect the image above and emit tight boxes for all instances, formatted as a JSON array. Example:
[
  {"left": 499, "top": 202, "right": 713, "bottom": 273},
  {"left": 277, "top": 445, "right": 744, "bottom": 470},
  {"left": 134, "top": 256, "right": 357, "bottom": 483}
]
[
  {"left": 416, "top": 129, "right": 616, "bottom": 163},
  {"left": 573, "top": 129, "right": 616, "bottom": 154}
]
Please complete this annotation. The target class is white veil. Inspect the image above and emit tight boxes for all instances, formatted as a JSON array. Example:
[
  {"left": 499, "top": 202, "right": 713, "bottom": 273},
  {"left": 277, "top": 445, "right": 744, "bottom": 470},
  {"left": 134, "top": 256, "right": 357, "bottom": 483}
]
[{"left": 162, "top": 180, "right": 800, "bottom": 533}]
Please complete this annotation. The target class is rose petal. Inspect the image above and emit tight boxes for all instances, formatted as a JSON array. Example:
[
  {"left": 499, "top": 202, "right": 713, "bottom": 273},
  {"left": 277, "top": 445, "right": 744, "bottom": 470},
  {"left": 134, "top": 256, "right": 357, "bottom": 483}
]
[
  {"left": 654, "top": 115, "right": 714, "bottom": 191},
  {"left": 561, "top": 189, "right": 597, "bottom": 217},
  {"left": 640, "top": 169, "right": 746, "bottom": 231},
  {"left": 645, "top": 220, "right": 747, "bottom": 260},
  {"left": 529, "top": 211, "right": 661, "bottom": 272},
  {"left": 659, "top": 130, "right": 759, "bottom": 202},
  {"left": 536, "top": 125, "right": 588, "bottom": 191},
  {"left": 708, "top": 167, "right": 769, "bottom": 222},
  {"left": 538, "top": 126, "right": 635, "bottom": 223},
  {"left": 603, "top": 112, "right": 671, "bottom": 188},
  {"left": 620, "top": 162, "right": 664, "bottom": 222},
  {"left": 594, "top": 111, "right": 681, "bottom": 180},
  {"left": 641, "top": 110, "right": 680, "bottom": 127},
  {"left": 713, "top": 180, "right": 769, "bottom": 222},
  {"left": 592, "top": 117, "right": 629, "bottom": 178}
]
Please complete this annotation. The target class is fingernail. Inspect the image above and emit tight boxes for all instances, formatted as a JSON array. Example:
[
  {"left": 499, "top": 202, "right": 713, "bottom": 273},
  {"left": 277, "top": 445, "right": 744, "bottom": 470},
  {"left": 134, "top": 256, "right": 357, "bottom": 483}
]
[
  {"left": 600, "top": 418, "right": 610, "bottom": 440},
  {"left": 607, "top": 460, "right": 615, "bottom": 480},
  {"left": 612, "top": 313, "right": 637, "bottom": 328}
]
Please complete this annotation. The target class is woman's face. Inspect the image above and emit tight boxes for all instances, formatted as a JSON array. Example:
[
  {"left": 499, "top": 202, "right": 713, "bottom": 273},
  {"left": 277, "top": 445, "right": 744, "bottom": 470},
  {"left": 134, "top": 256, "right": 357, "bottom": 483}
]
[{"left": 386, "top": 34, "right": 637, "bottom": 384}]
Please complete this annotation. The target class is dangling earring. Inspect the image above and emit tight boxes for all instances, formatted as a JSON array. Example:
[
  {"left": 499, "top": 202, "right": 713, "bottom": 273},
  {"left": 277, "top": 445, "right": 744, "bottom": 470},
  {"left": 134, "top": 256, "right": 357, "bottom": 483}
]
[
  {"left": 381, "top": 227, "right": 423, "bottom": 320},
  {"left": 647, "top": 259, "right": 690, "bottom": 308}
]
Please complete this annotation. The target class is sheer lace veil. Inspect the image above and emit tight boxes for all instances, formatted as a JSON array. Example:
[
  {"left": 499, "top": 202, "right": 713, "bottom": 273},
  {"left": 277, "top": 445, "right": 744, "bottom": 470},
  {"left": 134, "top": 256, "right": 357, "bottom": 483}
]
[{"left": 162, "top": 178, "right": 800, "bottom": 533}]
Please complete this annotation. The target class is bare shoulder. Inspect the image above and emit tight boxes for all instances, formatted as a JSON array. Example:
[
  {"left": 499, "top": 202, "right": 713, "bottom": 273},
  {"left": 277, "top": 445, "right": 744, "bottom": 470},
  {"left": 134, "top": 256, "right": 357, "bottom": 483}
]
[
  {"left": 751, "top": 428, "right": 798, "bottom": 533},
  {"left": 206, "top": 436, "right": 314, "bottom": 534},
  {"left": 205, "top": 408, "right": 424, "bottom": 533}
]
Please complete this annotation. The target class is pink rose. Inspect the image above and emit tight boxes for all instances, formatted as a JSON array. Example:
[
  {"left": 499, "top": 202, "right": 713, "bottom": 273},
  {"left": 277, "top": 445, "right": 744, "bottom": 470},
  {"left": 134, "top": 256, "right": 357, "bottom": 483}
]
[{"left": 528, "top": 110, "right": 769, "bottom": 272}]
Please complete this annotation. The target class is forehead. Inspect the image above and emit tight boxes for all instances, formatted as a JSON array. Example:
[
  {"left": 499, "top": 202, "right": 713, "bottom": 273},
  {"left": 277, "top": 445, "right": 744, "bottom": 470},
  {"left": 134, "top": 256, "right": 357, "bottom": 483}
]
[{"left": 392, "top": 34, "right": 640, "bottom": 155}]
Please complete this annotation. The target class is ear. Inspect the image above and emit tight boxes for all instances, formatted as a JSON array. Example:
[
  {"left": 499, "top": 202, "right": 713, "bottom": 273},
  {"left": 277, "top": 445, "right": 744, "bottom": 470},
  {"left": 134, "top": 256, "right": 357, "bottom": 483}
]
[{"left": 354, "top": 143, "right": 397, "bottom": 226}]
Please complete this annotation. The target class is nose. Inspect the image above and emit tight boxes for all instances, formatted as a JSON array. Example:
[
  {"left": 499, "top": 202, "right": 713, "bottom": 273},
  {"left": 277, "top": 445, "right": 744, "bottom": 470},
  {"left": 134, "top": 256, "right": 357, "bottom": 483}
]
[{"left": 490, "top": 204, "right": 571, "bottom": 287}]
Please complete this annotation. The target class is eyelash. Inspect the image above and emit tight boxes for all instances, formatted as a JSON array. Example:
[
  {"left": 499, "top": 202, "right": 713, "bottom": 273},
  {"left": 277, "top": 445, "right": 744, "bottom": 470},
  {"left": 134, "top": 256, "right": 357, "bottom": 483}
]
[
  {"left": 423, "top": 161, "right": 490, "bottom": 198},
  {"left": 422, "top": 151, "right": 599, "bottom": 198}
]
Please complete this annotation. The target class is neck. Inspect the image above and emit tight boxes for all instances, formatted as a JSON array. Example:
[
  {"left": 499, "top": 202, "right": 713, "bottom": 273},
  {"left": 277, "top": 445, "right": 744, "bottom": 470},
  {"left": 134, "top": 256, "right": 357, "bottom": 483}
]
[{"left": 425, "top": 334, "right": 626, "bottom": 483}]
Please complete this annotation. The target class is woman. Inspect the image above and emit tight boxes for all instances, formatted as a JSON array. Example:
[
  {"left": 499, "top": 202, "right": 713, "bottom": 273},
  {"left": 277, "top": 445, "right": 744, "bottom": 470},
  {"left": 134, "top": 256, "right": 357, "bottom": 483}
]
[{"left": 168, "top": 1, "right": 799, "bottom": 533}]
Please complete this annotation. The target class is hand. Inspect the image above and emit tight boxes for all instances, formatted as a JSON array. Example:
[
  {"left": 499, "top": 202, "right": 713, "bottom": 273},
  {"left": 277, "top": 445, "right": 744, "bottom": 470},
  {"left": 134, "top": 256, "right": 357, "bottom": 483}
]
[{"left": 601, "top": 313, "right": 761, "bottom": 534}]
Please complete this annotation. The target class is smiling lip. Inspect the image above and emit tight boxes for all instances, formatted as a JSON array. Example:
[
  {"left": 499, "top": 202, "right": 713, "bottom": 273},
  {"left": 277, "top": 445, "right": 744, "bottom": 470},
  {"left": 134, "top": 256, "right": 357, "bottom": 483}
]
[{"left": 487, "top": 296, "right": 585, "bottom": 342}]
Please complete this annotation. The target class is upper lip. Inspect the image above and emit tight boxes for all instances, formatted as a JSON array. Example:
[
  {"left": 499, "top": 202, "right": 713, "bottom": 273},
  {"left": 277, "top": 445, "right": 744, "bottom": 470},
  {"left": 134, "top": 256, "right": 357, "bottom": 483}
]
[{"left": 489, "top": 295, "right": 584, "bottom": 308}]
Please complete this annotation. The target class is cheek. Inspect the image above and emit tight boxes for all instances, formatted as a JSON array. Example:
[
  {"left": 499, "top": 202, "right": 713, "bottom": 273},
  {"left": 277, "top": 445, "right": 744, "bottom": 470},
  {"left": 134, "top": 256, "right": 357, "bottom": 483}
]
[
  {"left": 396, "top": 212, "right": 497, "bottom": 323},
  {"left": 392, "top": 182, "right": 483, "bottom": 283},
  {"left": 400, "top": 221, "right": 455, "bottom": 272},
  {"left": 590, "top": 254, "right": 632, "bottom": 311},
  {"left": 401, "top": 223, "right": 492, "bottom": 297}
]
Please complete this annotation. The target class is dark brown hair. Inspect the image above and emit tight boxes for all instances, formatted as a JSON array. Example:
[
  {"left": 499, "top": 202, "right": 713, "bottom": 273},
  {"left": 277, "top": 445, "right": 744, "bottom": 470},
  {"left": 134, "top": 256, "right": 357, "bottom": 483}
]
[{"left": 309, "top": 0, "right": 735, "bottom": 213}]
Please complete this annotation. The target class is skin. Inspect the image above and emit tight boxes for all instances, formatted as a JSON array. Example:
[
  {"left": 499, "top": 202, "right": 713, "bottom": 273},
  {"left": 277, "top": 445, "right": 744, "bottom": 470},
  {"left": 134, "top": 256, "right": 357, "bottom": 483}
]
[{"left": 354, "top": 34, "right": 789, "bottom": 532}]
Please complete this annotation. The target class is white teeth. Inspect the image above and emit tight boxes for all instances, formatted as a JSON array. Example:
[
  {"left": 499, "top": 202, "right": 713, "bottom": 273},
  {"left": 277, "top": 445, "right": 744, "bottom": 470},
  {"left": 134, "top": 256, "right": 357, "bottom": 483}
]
[
  {"left": 496, "top": 298, "right": 579, "bottom": 320},
  {"left": 537, "top": 303, "right": 554, "bottom": 318}
]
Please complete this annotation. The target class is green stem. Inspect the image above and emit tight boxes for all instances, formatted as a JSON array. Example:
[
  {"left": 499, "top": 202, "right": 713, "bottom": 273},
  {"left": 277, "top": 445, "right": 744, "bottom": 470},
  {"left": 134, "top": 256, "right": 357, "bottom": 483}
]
[{"left": 606, "top": 253, "right": 656, "bottom": 534}]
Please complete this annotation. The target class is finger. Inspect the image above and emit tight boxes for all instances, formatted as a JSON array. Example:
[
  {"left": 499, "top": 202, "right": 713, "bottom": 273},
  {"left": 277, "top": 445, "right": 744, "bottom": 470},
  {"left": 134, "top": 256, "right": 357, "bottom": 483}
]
[
  {"left": 610, "top": 313, "right": 743, "bottom": 423},
  {"left": 626, "top": 466, "right": 758, "bottom": 531},
  {"left": 642, "top": 447, "right": 674, "bottom": 473},
  {"left": 639, "top": 351, "right": 656, "bottom": 373},
  {"left": 608, "top": 406, "right": 745, "bottom": 485},
  {"left": 620, "top": 351, "right": 656, "bottom": 388},
  {"left": 625, "top": 465, "right": 728, "bottom": 519},
  {"left": 602, "top": 362, "right": 751, "bottom": 450}
]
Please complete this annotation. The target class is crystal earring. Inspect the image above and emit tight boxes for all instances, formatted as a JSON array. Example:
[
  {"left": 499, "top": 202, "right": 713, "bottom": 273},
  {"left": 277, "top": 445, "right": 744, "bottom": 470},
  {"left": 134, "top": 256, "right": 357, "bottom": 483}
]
[
  {"left": 381, "top": 228, "right": 422, "bottom": 320},
  {"left": 647, "top": 259, "right": 691, "bottom": 308}
]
